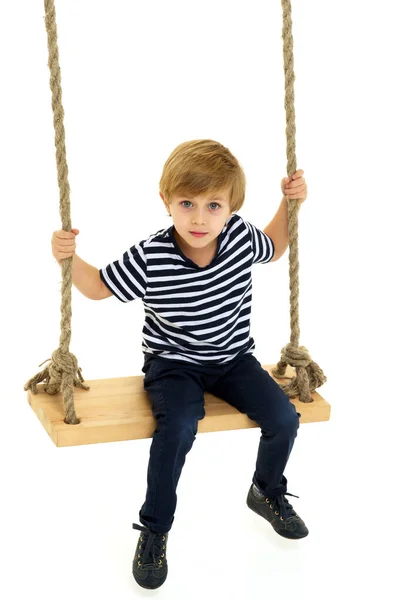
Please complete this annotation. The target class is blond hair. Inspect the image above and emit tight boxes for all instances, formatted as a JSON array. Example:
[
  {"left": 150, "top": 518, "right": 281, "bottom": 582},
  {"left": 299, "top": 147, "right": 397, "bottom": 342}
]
[{"left": 159, "top": 139, "right": 246, "bottom": 213}]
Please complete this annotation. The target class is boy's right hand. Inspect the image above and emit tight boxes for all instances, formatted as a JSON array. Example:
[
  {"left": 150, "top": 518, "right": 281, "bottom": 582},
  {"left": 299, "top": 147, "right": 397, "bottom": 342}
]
[{"left": 51, "top": 228, "right": 80, "bottom": 265}]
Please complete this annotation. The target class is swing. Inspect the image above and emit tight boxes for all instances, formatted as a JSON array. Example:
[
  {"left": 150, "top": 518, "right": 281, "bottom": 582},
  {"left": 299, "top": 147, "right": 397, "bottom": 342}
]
[{"left": 25, "top": 0, "right": 330, "bottom": 448}]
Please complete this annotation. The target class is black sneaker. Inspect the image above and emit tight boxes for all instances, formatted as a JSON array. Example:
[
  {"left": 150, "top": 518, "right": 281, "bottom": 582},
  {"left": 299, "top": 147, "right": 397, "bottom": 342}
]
[
  {"left": 132, "top": 523, "right": 169, "bottom": 589},
  {"left": 246, "top": 483, "right": 309, "bottom": 539}
]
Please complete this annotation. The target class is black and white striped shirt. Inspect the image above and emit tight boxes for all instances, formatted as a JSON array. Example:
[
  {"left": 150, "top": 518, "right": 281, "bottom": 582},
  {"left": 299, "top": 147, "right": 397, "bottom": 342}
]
[{"left": 99, "top": 213, "right": 275, "bottom": 365}]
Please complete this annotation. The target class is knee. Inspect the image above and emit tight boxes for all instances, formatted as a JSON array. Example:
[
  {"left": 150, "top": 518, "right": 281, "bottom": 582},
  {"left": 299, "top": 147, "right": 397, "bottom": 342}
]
[
  {"left": 282, "top": 410, "right": 301, "bottom": 436},
  {"left": 166, "top": 413, "right": 201, "bottom": 439},
  {"left": 263, "top": 409, "right": 300, "bottom": 438}
]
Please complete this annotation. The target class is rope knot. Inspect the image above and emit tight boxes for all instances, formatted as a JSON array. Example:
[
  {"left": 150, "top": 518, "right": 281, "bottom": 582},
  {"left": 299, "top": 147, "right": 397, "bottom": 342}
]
[
  {"left": 279, "top": 343, "right": 311, "bottom": 368},
  {"left": 41, "top": 348, "right": 78, "bottom": 394},
  {"left": 24, "top": 347, "right": 90, "bottom": 424},
  {"left": 271, "top": 343, "right": 327, "bottom": 403}
]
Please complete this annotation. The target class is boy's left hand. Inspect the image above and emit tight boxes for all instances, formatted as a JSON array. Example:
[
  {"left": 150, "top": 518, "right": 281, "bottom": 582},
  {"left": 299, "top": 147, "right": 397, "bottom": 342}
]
[{"left": 281, "top": 169, "right": 307, "bottom": 205}]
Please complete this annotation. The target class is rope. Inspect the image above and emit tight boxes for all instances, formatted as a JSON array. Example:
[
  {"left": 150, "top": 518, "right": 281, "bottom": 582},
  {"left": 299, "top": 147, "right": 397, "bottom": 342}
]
[
  {"left": 24, "top": 0, "right": 88, "bottom": 424},
  {"left": 24, "top": 0, "right": 326, "bottom": 424},
  {"left": 271, "top": 0, "right": 327, "bottom": 401}
]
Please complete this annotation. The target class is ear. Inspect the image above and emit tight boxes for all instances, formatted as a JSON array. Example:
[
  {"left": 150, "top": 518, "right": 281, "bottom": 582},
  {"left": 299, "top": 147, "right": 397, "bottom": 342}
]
[{"left": 160, "top": 192, "right": 171, "bottom": 215}]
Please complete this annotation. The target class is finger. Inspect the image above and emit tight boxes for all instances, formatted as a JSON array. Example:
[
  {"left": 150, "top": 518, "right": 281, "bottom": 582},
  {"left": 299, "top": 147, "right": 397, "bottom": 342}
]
[
  {"left": 291, "top": 173, "right": 305, "bottom": 184},
  {"left": 285, "top": 185, "right": 307, "bottom": 197},
  {"left": 292, "top": 169, "right": 304, "bottom": 179},
  {"left": 55, "top": 238, "right": 76, "bottom": 247},
  {"left": 286, "top": 191, "right": 306, "bottom": 199},
  {"left": 285, "top": 178, "right": 305, "bottom": 190},
  {"left": 56, "top": 231, "right": 76, "bottom": 239}
]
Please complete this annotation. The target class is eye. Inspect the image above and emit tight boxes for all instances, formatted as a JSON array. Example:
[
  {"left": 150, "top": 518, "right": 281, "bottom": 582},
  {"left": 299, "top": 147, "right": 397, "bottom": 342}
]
[{"left": 180, "top": 201, "right": 221, "bottom": 210}]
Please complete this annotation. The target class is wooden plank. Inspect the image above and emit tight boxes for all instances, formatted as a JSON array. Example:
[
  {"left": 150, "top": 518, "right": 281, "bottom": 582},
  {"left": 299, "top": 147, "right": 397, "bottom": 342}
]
[{"left": 27, "top": 364, "right": 330, "bottom": 447}]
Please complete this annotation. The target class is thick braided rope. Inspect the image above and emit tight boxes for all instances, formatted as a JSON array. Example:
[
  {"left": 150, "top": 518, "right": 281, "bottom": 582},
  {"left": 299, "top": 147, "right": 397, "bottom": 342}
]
[
  {"left": 24, "top": 0, "right": 89, "bottom": 424},
  {"left": 271, "top": 0, "right": 327, "bottom": 402},
  {"left": 24, "top": 0, "right": 326, "bottom": 422}
]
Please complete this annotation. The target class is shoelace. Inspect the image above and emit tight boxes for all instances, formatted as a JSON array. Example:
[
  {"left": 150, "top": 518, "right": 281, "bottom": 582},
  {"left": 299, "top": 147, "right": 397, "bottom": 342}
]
[
  {"left": 268, "top": 492, "right": 299, "bottom": 520},
  {"left": 132, "top": 523, "right": 165, "bottom": 568}
]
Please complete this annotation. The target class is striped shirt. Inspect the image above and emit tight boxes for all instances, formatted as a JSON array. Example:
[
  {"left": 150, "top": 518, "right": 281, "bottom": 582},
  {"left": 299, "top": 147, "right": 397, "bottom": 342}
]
[{"left": 99, "top": 213, "right": 275, "bottom": 365}]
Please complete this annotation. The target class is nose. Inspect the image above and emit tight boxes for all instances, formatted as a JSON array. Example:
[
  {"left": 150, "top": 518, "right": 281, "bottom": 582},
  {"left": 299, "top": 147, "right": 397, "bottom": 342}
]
[{"left": 192, "top": 209, "right": 207, "bottom": 225}]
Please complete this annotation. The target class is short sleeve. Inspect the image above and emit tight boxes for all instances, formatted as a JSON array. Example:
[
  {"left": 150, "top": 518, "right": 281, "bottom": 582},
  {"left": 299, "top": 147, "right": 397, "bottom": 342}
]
[
  {"left": 99, "top": 240, "right": 147, "bottom": 302},
  {"left": 245, "top": 221, "right": 275, "bottom": 264}
]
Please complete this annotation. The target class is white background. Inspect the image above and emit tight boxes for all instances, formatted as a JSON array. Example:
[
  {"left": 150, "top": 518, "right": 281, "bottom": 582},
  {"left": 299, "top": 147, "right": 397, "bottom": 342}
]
[{"left": 1, "top": 1, "right": 399, "bottom": 598}]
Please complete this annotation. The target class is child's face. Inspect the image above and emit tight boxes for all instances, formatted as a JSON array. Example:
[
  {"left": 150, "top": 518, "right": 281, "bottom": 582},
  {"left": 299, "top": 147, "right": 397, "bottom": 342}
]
[{"left": 160, "top": 187, "right": 233, "bottom": 251}]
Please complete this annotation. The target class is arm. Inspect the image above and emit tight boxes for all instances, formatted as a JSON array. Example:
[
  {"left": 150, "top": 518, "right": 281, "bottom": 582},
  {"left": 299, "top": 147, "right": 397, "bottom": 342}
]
[
  {"left": 58, "top": 254, "right": 112, "bottom": 300},
  {"left": 263, "top": 196, "right": 293, "bottom": 262},
  {"left": 265, "top": 170, "right": 306, "bottom": 261}
]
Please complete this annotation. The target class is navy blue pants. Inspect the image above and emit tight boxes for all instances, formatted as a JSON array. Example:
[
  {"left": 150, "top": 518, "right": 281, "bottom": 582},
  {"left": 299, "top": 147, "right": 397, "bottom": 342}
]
[{"left": 138, "top": 352, "right": 301, "bottom": 534}]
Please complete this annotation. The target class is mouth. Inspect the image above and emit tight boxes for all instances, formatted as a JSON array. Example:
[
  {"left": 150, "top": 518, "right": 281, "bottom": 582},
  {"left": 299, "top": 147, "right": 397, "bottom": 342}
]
[{"left": 189, "top": 231, "right": 208, "bottom": 237}]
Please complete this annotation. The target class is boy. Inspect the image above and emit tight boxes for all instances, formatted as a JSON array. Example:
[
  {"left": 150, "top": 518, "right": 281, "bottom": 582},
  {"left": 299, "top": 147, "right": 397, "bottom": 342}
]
[{"left": 52, "top": 139, "right": 308, "bottom": 590}]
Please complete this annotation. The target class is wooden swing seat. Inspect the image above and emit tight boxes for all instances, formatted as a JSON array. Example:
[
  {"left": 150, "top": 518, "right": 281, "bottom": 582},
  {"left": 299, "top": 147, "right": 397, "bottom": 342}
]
[{"left": 27, "top": 364, "right": 330, "bottom": 447}]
